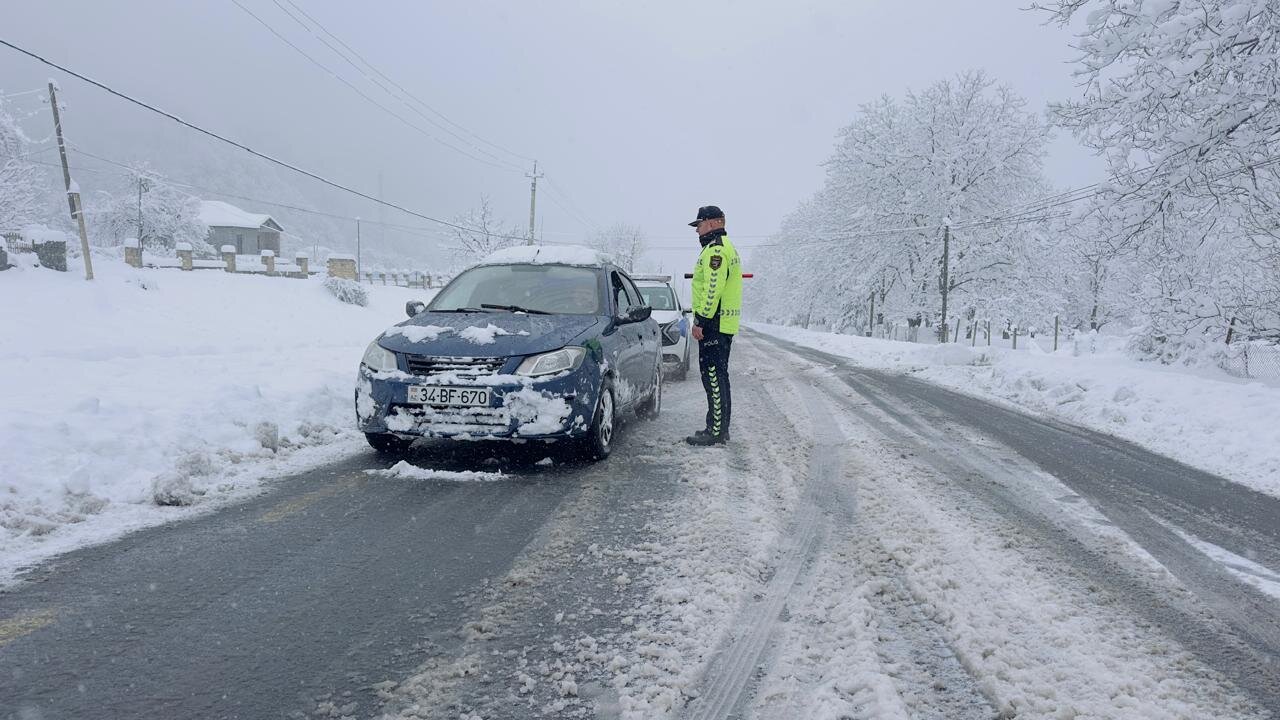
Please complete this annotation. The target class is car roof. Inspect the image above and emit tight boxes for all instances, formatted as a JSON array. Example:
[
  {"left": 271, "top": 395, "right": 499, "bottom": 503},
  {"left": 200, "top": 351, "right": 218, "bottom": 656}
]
[{"left": 474, "top": 244, "right": 609, "bottom": 269}]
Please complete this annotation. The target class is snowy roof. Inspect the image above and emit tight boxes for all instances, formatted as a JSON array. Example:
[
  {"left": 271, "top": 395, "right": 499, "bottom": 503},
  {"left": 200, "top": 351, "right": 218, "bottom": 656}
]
[
  {"left": 477, "top": 244, "right": 608, "bottom": 268},
  {"left": 199, "top": 200, "right": 283, "bottom": 232}
]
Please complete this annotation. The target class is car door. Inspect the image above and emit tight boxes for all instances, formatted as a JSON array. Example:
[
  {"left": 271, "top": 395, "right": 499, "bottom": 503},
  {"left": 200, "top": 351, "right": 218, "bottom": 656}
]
[
  {"left": 623, "top": 273, "right": 661, "bottom": 386},
  {"left": 608, "top": 270, "right": 645, "bottom": 406}
]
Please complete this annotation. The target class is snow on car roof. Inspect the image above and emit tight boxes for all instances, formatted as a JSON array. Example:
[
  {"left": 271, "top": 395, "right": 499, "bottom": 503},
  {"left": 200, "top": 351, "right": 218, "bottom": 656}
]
[{"left": 477, "top": 244, "right": 608, "bottom": 268}]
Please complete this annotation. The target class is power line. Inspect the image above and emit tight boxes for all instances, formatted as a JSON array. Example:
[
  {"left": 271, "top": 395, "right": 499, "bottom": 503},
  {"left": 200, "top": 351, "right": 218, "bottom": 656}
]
[
  {"left": 0, "top": 37, "right": 536, "bottom": 243},
  {"left": 0, "top": 87, "right": 44, "bottom": 99},
  {"left": 226, "top": 0, "right": 519, "bottom": 174},
  {"left": 52, "top": 143, "right": 453, "bottom": 240},
  {"left": 541, "top": 175, "right": 602, "bottom": 232},
  {"left": 269, "top": 0, "right": 532, "bottom": 169},
  {"left": 278, "top": 0, "right": 535, "bottom": 165},
  {"left": 255, "top": 0, "right": 611, "bottom": 239}
]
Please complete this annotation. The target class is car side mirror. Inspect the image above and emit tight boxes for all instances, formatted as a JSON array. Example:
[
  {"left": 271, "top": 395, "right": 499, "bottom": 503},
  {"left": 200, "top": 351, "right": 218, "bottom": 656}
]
[
  {"left": 406, "top": 301, "right": 427, "bottom": 318},
  {"left": 622, "top": 305, "right": 652, "bottom": 323}
]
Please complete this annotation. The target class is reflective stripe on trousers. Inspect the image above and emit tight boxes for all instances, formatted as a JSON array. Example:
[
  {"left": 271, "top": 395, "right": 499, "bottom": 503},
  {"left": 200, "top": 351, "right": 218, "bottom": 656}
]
[{"left": 698, "top": 330, "right": 733, "bottom": 436}]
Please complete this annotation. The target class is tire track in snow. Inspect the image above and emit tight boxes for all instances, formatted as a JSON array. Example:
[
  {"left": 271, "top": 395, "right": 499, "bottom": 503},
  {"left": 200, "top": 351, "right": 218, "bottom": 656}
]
[
  {"left": 823, "top": 364, "right": 1280, "bottom": 715},
  {"left": 753, "top": 330, "right": 1272, "bottom": 718},
  {"left": 746, "top": 360, "right": 994, "bottom": 719},
  {"left": 680, "top": 350, "right": 847, "bottom": 720}
]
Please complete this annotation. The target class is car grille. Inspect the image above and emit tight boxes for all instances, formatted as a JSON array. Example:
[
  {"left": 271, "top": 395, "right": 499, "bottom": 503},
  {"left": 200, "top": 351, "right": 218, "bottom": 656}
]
[
  {"left": 405, "top": 354, "right": 506, "bottom": 378},
  {"left": 393, "top": 404, "right": 510, "bottom": 432}
]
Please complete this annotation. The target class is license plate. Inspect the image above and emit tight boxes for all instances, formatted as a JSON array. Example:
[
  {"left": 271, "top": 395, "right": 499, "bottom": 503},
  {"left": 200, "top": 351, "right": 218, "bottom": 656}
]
[{"left": 407, "top": 386, "right": 491, "bottom": 407}]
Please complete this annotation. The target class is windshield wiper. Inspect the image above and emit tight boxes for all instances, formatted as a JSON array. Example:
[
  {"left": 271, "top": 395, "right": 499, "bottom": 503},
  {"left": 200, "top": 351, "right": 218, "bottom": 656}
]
[
  {"left": 433, "top": 307, "right": 493, "bottom": 313},
  {"left": 481, "top": 304, "right": 552, "bottom": 315}
]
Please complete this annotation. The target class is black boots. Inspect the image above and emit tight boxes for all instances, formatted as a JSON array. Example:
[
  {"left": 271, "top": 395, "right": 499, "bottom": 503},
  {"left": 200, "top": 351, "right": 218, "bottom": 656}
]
[{"left": 685, "top": 429, "right": 729, "bottom": 446}]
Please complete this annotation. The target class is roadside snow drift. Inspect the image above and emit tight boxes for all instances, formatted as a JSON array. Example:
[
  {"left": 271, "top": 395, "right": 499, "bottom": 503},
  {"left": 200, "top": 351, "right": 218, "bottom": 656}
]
[
  {"left": 0, "top": 259, "right": 428, "bottom": 581},
  {"left": 750, "top": 323, "right": 1280, "bottom": 498}
]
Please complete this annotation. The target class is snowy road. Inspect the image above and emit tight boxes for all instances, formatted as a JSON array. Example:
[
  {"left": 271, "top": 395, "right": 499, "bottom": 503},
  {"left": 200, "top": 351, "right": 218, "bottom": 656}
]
[{"left": 2, "top": 331, "right": 1278, "bottom": 719}]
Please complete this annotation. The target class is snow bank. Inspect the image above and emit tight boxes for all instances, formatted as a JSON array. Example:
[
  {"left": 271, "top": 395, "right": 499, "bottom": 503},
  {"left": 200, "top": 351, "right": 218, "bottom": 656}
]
[
  {"left": 0, "top": 258, "right": 430, "bottom": 582},
  {"left": 751, "top": 323, "right": 1280, "bottom": 498},
  {"left": 21, "top": 224, "right": 71, "bottom": 246},
  {"left": 365, "top": 461, "right": 504, "bottom": 482}
]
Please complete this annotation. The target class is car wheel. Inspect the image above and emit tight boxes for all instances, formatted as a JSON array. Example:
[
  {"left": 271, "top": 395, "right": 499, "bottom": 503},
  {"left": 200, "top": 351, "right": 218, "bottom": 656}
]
[
  {"left": 637, "top": 364, "right": 662, "bottom": 419},
  {"left": 579, "top": 385, "right": 615, "bottom": 461},
  {"left": 676, "top": 358, "right": 689, "bottom": 382},
  {"left": 365, "top": 432, "right": 412, "bottom": 456}
]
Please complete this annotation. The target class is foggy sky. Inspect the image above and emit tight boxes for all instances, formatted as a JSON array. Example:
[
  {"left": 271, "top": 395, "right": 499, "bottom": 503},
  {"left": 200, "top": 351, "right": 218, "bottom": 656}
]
[{"left": 2, "top": 0, "right": 1102, "bottom": 274}]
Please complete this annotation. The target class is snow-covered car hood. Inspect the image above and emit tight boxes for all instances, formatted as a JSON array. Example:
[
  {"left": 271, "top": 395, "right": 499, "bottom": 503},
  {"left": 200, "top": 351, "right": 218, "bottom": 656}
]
[{"left": 377, "top": 312, "right": 604, "bottom": 358}]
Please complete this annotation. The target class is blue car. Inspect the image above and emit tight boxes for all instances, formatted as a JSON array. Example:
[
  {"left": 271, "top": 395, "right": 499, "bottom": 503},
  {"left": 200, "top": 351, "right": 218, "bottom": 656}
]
[{"left": 355, "top": 246, "right": 662, "bottom": 460}]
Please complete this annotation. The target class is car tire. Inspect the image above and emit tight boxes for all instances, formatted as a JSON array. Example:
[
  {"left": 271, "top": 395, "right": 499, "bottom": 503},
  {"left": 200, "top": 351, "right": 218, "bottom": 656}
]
[
  {"left": 675, "top": 359, "right": 689, "bottom": 382},
  {"left": 578, "top": 384, "right": 615, "bottom": 462},
  {"left": 637, "top": 364, "right": 662, "bottom": 420},
  {"left": 365, "top": 432, "right": 412, "bottom": 456}
]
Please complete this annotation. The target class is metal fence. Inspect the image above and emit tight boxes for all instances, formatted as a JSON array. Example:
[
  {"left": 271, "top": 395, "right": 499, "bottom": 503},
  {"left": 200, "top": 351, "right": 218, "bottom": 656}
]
[
  {"left": 874, "top": 316, "right": 1280, "bottom": 382},
  {"left": 1, "top": 231, "right": 33, "bottom": 254},
  {"left": 875, "top": 318, "right": 1066, "bottom": 353},
  {"left": 358, "top": 271, "right": 448, "bottom": 289},
  {"left": 1220, "top": 339, "right": 1280, "bottom": 381}
]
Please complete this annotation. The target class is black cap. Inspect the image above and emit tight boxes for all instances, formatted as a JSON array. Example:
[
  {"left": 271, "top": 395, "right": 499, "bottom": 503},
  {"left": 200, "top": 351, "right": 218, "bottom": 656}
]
[{"left": 688, "top": 205, "right": 725, "bottom": 227}]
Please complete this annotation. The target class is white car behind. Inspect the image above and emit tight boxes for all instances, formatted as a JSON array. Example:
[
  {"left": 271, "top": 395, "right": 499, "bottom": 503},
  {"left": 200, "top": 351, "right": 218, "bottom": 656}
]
[{"left": 634, "top": 275, "right": 691, "bottom": 380}]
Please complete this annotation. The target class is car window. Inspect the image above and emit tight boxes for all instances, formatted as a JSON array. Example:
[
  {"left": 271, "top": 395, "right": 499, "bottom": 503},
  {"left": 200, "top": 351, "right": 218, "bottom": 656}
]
[
  {"left": 611, "top": 271, "right": 639, "bottom": 314},
  {"left": 623, "top": 275, "right": 647, "bottom": 309},
  {"left": 637, "top": 285, "right": 676, "bottom": 311},
  {"left": 430, "top": 264, "right": 603, "bottom": 315}
]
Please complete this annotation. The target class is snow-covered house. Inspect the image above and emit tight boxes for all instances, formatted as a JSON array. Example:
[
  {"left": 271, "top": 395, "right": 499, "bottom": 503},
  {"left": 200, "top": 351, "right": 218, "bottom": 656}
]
[{"left": 199, "top": 201, "right": 283, "bottom": 255}]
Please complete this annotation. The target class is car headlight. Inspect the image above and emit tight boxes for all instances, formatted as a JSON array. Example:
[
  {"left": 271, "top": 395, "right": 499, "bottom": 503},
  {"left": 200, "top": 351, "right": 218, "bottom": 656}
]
[
  {"left": 516, "top": 347, "right": 587, "bottom": 377},
  {"left": 361, "top": 341, "right": 398, "bottom": 372}
]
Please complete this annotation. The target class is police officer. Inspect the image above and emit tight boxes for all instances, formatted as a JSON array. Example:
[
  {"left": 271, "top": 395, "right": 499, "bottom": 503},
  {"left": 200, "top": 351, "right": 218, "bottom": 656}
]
[{"left": 686, "top": 205, "right": 742, "bottom": 446}]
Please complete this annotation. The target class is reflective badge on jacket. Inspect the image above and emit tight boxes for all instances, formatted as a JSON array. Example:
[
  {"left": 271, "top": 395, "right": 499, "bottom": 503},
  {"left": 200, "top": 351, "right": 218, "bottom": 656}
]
[{"left": 709, "top": 255, "right": 722, "bottom": 270}]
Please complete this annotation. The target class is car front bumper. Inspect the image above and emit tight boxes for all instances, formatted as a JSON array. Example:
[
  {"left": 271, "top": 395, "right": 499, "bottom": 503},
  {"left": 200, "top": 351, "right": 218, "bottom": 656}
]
[{"left": 356, "top": 365, "right": 601, "bottom": 441}]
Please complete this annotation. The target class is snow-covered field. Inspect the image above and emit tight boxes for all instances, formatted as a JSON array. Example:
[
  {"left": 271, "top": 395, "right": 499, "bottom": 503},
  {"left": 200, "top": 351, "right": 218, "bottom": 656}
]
[
  {"left": 750, "top": 322, "right": 1280, "bottom": 499},
  {"left": 0, "top": 258, "right": 427, "bottom": 582}
]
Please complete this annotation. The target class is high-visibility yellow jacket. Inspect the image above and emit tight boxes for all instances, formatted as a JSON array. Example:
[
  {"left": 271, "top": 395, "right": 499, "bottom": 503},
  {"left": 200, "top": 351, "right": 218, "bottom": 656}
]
[{"left": 691, "top": 232, "right": 742, "bottom": 335}]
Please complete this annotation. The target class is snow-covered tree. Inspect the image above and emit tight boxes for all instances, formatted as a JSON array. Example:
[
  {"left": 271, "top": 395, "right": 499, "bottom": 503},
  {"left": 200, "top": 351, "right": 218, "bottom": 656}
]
[
  {"left": 588, "top": 223, "right": 646, "bottom": 272},
  {"left": 90, "top": 163, "right": 210, "bottom": 252},
  {"left": 749, "top": 72, "right": 1052, "bottom": 338},
  {"left": 448, "top": 196, "right": 522, "bottom": 265},
  {"left": 1038, "top": 0, "right": 1280, "bottom": 347},
  {"left": 0, "top": 96, "right": 42, "bottom": 232}
]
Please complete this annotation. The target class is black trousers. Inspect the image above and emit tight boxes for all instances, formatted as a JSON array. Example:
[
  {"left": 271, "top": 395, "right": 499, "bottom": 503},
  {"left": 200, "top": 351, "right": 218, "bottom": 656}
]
[{"left": 698, "top": 329, "right": 733, "bottom": 436}]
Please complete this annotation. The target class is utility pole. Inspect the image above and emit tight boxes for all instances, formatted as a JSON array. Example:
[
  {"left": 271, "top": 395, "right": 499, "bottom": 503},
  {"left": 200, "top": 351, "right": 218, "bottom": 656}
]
[
  {"left": 355, "top": 217, "right": 362, "bottom": 278},
  {"left": 939, "top": 220, "right": 951, "bottom": 343},
  {"left": 526, "top": 160, "right": 542, "bottom": 246},
  {"left": 868, "top": 289, "right": 875, "bottom": 337},
  {"left": 135, "top": 173, "right": 151, "bottom": 251},
  {"left": 48, "top": 81, "right": 93, "bottom": 280}
]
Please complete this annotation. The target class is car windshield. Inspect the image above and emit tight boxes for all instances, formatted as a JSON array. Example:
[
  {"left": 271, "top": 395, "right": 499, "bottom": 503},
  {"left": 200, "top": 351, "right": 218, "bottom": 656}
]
[
  {"left": 429, "top": 264, "right": 601, "bottom": 315},
  {"left": 637, "top": 285, "right": 676, "bottom": 311}
]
